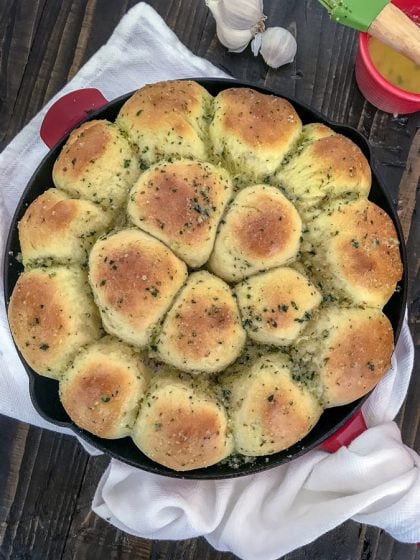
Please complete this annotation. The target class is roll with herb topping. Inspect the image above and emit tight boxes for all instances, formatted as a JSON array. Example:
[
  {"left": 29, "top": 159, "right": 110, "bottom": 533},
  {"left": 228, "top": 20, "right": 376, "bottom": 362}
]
[
  {"left": 155, "top": 271, "right": 246, "bottom": 373},
  {"left": 128, "top": 160, "right": 232, "bottom": 267},
  {"left": 59, "top": 336, "right": 149, "bottom": 439},
  {"left": 208, "top": 184, "right": 302, "bottom": 282},
  {"left": 302, "top": 199, "right": 403, "bottom": 308},
  {"left": 235, "top": 267, "right": 322, "bottom": 346},
  {"left": 132, "top": 371, "right": 234, "bottom": 471},
  {"left": 18, "top": 188, "right": 113, "bottom": 266},
  {"left": 276, "top": 132, "right": 371, "bottom": 215},
  {"left": 210, "top": 88, "right": 302, "bottom": 181},
  {"left": 116, "top": 80, "right": 212, "bottom": 167},
  {"left": 53, "top": 119, "right": 139, "bottom": 209},
  {"left": 89, "top": 228, "right": 187, "bottom": 348},
  {"left": 7, "top": 266, "right": 102, "bottom": 378},
  {"left": 222, "top": 353, "right": 322, "bottom": 456},
  {"left": 293, "top": 307, "right": 394, "bottom": 407}
]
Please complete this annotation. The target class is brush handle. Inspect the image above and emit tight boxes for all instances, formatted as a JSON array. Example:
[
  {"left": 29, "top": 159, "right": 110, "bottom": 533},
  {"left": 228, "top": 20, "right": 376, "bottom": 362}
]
[{"left": 369, "top": 3, "right": 420, "bottom": 65}]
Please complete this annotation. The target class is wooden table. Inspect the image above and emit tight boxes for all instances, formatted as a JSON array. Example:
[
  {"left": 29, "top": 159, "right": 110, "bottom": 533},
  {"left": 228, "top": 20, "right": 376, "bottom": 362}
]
[{"left": 0, "top": 1, "right": 418, "bottom": 559}]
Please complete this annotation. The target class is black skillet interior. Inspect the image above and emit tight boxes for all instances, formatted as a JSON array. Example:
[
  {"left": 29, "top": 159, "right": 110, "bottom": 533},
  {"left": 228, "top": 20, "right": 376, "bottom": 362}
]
[{"left": 3, "top": 78, "right": 408, "bottom": 479}]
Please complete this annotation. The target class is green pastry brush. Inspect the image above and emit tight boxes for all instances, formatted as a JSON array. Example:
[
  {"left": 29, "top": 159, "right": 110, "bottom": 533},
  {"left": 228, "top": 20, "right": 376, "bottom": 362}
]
[{"left": 318, "top": 0, "right": 420, "bottom": 65}]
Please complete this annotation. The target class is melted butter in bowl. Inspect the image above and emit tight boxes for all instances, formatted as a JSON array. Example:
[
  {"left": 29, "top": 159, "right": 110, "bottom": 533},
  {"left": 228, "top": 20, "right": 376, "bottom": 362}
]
[{"left": 368, "top": 36, "right": 420, "bottom": 94}]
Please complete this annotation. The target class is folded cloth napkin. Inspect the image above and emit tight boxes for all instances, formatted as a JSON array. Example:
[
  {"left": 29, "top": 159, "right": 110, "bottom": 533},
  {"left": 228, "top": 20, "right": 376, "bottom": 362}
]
[{"left": 0, "top": 3, "right": 418, "bottom": 559}]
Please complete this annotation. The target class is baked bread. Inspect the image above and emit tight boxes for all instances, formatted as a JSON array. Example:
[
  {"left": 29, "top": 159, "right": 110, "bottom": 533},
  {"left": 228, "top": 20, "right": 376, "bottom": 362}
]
[
  {"left": 132, "top": 371, "right": 234, "bottom": 471},
  {"left": 155, "top": 271, "right": 246, "bottom": 373},
  {"left": 235, "top": 267, "right": 322, "bottom": 346},
  {"left": 127, "top": 160, "right": 232, "bottom": 267},
  {"left": 293, "top": 307, "right": 394, "bottom": 407},
  {"left": 8, "top": 81, "right": 402, "bottom": 472},
  {"left": 116, "top": 80, "right": 212, "bottom": 166},
  {"left": 53, "top": 119, "right": 139, "bottom": 209},
  {"left": 210, "top": 88, "right": 302, "bottom": 181},
  {"left": 222, "top": 353, "right": 322, "bottom": 456},
  {"left": 8, "top": 266, "right": 102, "bottom": 378},
  {"left": 277, "top": 133, "right": 371, "bottom": 215},
  {"left": 89, "top": 228, "right": 187, "bottom": 348},
  {"left": 59, "top": 336, "right": 149, "bottom": 438},
  {"left": 300, "top": 123, "right": 336, "bottom": 144},
  {"left": 208, "top": 184, "right": 302, "bottom": 282},
  {"left": 18, "top": 188, "right": 112, "bottom": 266},
  {"left": 302, "top": 199, "right": 402, "bottom": 307}
]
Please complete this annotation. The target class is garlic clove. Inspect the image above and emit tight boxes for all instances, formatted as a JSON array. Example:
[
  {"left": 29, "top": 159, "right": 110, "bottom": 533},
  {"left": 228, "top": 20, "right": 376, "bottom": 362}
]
[
  {"left": 216, "top": 20, "right": 254, "bottom": 52},
  {"left": 219, "top": 0, "right": 265, "bottom": 32},
  {"left": 251, "top": 32, "right": 263, "bottom": 57},
  {"left": 259, "top": 27, "right": 297, "bottom": 69}
]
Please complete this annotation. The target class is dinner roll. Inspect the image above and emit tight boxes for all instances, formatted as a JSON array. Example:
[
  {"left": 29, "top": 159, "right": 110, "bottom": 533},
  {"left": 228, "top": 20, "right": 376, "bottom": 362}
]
[
  {"left": 235, "top": 267, "right": 322, "bottom": 346},
  {"left": 293, "top": 307, "right": 394, "bottom": 407},
  {"left": 18, "top": 188, "right": 113, "bottom": 266},
  {"left": 59, "top": 336, "right": 149, "bottom": 439},
  {"left": 7, "top": 267, "right": 102, "bottom": 378},
  {"left": 127, "top": 160, "right": 232, "bottom": 267},
  {"left": 300, "top": 123, "right": 336, "bottom": 144},
  {"left": 210, "top": 88, "right": 302, "bottom": 181},
  {"left": 89, "top": 229, "right": 187, "bottom": 348},
  {"left": 116, "top": 80, "right": 212, "bottom": 166},
  {"left": 53, "top": 120, "right": 139, "bottom": 209},
  {"left": 155, "top": 271, "right": 246, "bottom": 373},
  {"left": 302, "top": 199, "right": 403, "bottom": 308},
  {"left": 223, "top": 353, "right": 322, "bottom": 456},
  {"left": 276, "top": 133, "right": 371, "bottom": 213},
  {"left": 208, "top": 185, "right": 302, "bottom": 282},
  {"left": 132, "top": 371, "right": 233, "bottom": 471}
]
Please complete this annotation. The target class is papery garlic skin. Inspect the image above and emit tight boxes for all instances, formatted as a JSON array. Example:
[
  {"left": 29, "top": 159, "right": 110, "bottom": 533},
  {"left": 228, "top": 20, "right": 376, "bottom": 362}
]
[
  {"left": 219, "top": 0, "right": 265, "bottom": 32},
  {"left": 216, "top": 20, "right": 254, "bottom": 52},
  {"left": 259, "top": 27, "right": 297, "bottom": 68},
  {"left": 251, "top": 32, "right": 262, "bottom": 56}
]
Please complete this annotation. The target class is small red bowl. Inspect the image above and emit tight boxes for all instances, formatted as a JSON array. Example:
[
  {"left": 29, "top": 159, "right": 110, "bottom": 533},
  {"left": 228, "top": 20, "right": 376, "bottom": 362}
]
[{"left": 355, "top": 0, "right": 420, "bottom": 114}]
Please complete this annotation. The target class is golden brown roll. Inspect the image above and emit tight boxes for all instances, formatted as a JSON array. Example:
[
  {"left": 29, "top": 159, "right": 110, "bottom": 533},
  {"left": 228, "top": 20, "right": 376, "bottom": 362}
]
[
  {"left": 18, "top": 188, "right": 113, "bottom": 266},
  {"left": 116, "top": 80, "right": 212, "bottom": 166},
  {"left": 276, "top": 133, "right": 371, "bottom": 213},
  {"left": 155, "top": 271, "right": 246, "bottom": 373},
  {"left": 7, "top": 267, "right": 102, "bottom": 378},
  {"left": 132, "top": 371, "right": 233, "bottom": 471},
  {"left": 208, "top": 185, "right": 302, "bottom": 282},
  {"left": 59, "top": 336, "right": 149, "bottom": 439},
  {"left": 52, "top": 120, "right": 139, "bottom": 209},
  {"left": 235, "top": 267, "right": 322, "bottom": 346},
  {"left": 209, "top": 88, "right": 302, "bottom": 181},
  {"left": 300, "top": 123, "right": 336, "bottom": 144},
  {"left": 293, "top": 307, "right": 394, "bottom": 407},
  {"left": 127, "top": 160, "right": 232, "bottom": 267},
  {"left": 89, "top": 228, "right": 187, "bottom": 348},
  {"left": 223, "top": 353, "right": 322, "bottom": 456},
  {"left": 302, "top": 199, "right": 403, "bottom": 308}
]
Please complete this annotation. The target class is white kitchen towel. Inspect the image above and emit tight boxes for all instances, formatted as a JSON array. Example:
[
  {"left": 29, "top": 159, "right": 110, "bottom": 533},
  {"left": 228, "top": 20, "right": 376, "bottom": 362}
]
[{"left": 0, "top": 3, "right": 418, "bottom": 560}]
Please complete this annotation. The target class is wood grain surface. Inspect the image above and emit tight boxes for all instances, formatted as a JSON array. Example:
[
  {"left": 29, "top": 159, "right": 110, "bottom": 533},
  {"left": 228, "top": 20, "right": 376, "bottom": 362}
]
[{"left": 0, "top": 1, "right": 419, "bottom": 559}]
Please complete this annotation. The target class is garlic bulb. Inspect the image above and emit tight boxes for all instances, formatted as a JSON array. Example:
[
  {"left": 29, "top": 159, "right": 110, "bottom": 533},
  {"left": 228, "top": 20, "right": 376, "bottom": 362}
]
[
  {"left": 256, "top": 27, "right": 297, "bottom": 68},
  {"left": 216, "top": 20, "right": 254, "bottom": 52},
  {"left": 219, "top": 0, "right": 265, "bottom": 32}
]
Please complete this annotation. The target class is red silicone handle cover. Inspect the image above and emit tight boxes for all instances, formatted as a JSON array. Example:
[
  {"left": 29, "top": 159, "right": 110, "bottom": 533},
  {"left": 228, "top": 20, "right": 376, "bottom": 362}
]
[
  {"left": 40, "top": 88, "right": 108, "bottom": 149},
  {"left": 320, "top": 410, "right": 367, "bottom": 453}
]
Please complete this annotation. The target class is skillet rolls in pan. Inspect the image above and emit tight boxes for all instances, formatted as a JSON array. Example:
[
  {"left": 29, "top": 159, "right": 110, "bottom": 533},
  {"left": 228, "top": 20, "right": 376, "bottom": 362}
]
[{"left": 7, "top": 80, "right": 402, "bottom": 472}]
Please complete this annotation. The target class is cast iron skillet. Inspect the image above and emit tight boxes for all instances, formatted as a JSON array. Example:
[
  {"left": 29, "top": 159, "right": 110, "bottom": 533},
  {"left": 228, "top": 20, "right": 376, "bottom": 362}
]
[{"left": 3, "top": 78, "right": 408, "bottom": 479}]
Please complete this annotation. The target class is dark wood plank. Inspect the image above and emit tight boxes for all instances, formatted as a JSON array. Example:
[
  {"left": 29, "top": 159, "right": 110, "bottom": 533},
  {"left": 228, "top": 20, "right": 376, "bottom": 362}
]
[
  {"left": 0, "top": 1, "right": 418, "bottom": 560},
  {"left": 0, "top": 416, "right": 89, "bottom": 559}
]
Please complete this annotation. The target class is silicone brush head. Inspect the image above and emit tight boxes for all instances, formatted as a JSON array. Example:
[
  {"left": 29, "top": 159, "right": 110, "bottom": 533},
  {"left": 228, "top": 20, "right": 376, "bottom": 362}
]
[{"left": 319, "top": 0, "right": 390, "bottom": 31}]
